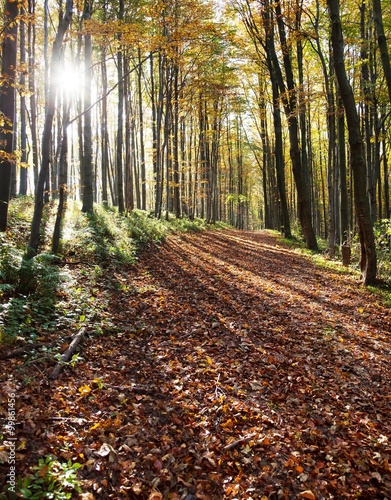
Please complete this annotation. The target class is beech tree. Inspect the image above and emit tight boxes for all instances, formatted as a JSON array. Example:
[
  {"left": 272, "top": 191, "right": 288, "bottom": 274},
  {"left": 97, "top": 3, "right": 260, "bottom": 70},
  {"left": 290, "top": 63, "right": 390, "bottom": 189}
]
[
  {"left": 373, "top": 0, "right": 391, "bottom": 105},
  {"left": 81, "top": 0, "right": 94, "bottom": 214},
  {"left": 327, "top": 0, "right": 377, "bottom": 285},
  {"left": 0, "top": 0, "right": 18, "bottom": 231},
  {"left": 27, "top": 0, "right": 74, "bottom": 258}
]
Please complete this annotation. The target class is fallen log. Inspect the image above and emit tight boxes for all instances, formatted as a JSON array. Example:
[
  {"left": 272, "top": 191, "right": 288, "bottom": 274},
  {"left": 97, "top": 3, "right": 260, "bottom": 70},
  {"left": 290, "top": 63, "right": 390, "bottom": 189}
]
[
  {"left": 49, "top": 328, "right": 87, "bottom": 380},
  {"left": 0, "top": 344, "right": 43, "bottom": 360},
  {"left": 0, "top": 336, "right": 73, "bottom": 360}
]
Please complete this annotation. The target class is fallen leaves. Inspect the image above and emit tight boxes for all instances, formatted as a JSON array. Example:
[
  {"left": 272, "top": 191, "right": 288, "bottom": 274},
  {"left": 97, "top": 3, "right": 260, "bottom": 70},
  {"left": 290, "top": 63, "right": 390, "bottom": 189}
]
[{"left": 1, "top": 230, "right": 391, "bottom": 498}]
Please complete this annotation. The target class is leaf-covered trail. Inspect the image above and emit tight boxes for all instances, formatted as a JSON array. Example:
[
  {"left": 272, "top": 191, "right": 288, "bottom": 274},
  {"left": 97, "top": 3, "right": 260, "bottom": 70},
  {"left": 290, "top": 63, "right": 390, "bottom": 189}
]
[{"left": 3, "top": 230, "right": 391, "bottom": 499}]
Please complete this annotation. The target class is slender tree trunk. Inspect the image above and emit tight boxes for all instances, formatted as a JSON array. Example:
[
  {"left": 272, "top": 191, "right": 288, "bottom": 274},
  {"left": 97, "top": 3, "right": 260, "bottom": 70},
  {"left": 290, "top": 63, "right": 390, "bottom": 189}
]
[
  {"left": 328, "top": 0, "right": 377, "bottom": 285},
  {"left": 337, "top": 91, "right": 349, "bottom": 243},
  {"left": 28, "top": 0, "right": 39, "bottom": 189},
  {"left": 382, "top": 118, "right": 390, "bottom": 217},
  {"left": 52, "top": 98, "right": 70, "bottom": 255},
  {"left": 115, "top": 0, "right": 125, "bottom": 214},
  {"left": 360, "top": 1, "right": 377, "bottom": 223},
  {"left": 265, "top": 47, "right": 291, "bottom": 238},
  {"left": 19, "top": 8, "right": 28, "bottom": 196},
  {"left": 153, "top": 52, "right": 165, "bottom": 218},
  {"left": 373, "top": 0, "right": 391, "bottom": 105},
  {"left": 172, "top": 62, "right": 181, "bottom": 218},
  {"left": 124, "top": 60, "right": 135, "bottom": 211},
  {"left": 274, "top": 0, "right": 318, "bottom": 250},
  {"left": 137, "top": 48, "right": 147, "bottom": 210},
  {"left": 27, "top": 0, "right": 73, "bottom": 258},
  {"left": 100, "top": 49, "right": 109, "bottom": 204},
  {"left": 82, "top": 1, "right": 94, "bottom": 213},
  {"left": 0, "top": 0, "right": 18, "bottom": 231},
  {"left": 310, "top": 0, "right": 338, "bottom": 251}
]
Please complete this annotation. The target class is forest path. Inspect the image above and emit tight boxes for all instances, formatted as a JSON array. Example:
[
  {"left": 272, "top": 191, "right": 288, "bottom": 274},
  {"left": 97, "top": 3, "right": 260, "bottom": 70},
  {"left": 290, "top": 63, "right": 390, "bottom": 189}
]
[
  {"left": 3, "top": 230, "right": 391, "bottom": 499},
  {"left": 95, "top": 229, "right": 391, "bottom": 498}
]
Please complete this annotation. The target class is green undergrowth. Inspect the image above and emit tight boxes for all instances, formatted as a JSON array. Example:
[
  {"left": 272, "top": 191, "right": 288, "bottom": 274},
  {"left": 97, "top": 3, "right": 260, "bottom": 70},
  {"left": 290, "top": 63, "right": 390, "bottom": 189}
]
[
  {"left": 279, "top": 233, "right": 365, "bottom": 279},
  {"left": 0, "top": 197, "right": 229, "bottom": 344},
  {"left": 279, "top": 227, "right": 391, "bottom": 303},
  {"left": 61, "top": 203, "right": 229, "bottom": 264}
]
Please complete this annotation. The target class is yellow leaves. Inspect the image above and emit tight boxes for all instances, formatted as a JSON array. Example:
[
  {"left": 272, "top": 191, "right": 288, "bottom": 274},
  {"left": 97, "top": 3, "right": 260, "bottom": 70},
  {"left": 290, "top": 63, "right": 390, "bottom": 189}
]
[
  {"left": 221, "top": 418, "right": 234, "bottom": 429},
  {"left": 206, "top": 355, "right": 213, "bottom": 366},
  {"left": 78, "top": 384, "right": 92, "bottom": 396},
  {"left": 226, "top": 483, "right": 240, "bottom": 496},
  {"left": 17, "top": 439, "right": 28, "bottom": 451}
]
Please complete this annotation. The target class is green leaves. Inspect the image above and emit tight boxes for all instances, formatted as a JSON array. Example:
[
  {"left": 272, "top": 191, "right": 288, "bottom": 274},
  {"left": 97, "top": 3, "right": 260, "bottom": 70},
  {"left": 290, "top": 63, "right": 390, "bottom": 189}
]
[{"left": 18, "top": 457, "right": 82, "bottom": 499}]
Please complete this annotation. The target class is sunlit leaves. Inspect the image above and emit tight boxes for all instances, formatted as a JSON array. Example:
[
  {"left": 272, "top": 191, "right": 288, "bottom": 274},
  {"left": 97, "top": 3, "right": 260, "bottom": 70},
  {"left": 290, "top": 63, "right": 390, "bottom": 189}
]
[{"left": 1, "top": 230, "right": 391, "bottom": 497}]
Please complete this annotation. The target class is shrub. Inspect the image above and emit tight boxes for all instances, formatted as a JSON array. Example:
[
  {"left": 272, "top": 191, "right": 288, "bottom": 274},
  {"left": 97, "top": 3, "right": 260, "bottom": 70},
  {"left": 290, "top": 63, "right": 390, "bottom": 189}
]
[{"left": 17, "top": 456, "right": 82, "bottom": 499}]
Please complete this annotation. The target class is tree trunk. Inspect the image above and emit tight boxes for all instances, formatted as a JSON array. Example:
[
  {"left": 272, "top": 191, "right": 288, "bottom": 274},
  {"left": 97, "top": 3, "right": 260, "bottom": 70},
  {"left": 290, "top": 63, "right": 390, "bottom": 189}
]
[
  {"left": 172, "top": 62, "right": 181, "bottom": 218},
  {"left": 274, "top": 0, "right": 318, "bottom": 250},
  {"left": 265, "top": 46, "right": 291, "bottom": 238},
  {"left": 337, "top": 90, "right": 349, "bottom": 244},
  {"left": 373, "top": 0, "right": 391, "bottom": 105},
  {"left": 52, "top": 98, "right": 70, "bottom": 255},
  {"left": 0, "top": 0, "right": 18, "bottom": 231},
  {"left": 81, "top": 1, "right": 94, "bottom": 214},
  {"left": 124, "top": 58, "right": 135, "bottom": 211},
  {"left": 27, "top": 0, "right": 73, "bottom": 258},
  {"left": 100, "top": 49, "right": 109, "bottom": 205},
  {"left": 137, "top": 48, "right": 147, "bottom": 211},
  {"left": 28, "top": 0, "right": 39, "bottom": 190},
  {"left": 19, "top": 7, "right": 28, "bottom": 196},
  {"left": 328, "top": 0, "right": 377, "bottom": 285}
]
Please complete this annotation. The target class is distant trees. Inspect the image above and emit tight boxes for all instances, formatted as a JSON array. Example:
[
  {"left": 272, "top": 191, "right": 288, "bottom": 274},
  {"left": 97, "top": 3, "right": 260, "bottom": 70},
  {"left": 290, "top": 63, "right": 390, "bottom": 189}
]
[{"left": 1, "top": 0, "right": 391, "bottom": 283}]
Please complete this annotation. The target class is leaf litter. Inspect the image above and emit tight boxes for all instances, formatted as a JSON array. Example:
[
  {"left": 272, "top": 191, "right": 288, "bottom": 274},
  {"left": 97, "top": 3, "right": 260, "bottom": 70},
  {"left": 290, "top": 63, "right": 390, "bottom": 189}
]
[{"left": 1, "top": 230, "right": 391, "bottom": 499}]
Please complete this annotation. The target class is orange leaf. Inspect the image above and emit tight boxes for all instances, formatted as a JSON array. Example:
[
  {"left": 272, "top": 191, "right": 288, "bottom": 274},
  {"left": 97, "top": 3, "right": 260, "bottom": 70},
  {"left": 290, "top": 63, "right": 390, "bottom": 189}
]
[{"left": 298, "top": 491, "right": 316, "bottom": 500}]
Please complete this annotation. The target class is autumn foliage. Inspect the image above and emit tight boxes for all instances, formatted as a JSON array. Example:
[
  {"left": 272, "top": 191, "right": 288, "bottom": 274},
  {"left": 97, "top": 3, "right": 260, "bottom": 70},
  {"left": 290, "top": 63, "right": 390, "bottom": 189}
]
[{"left": 1, "top": 230, "right": 391, "bottom": 498}]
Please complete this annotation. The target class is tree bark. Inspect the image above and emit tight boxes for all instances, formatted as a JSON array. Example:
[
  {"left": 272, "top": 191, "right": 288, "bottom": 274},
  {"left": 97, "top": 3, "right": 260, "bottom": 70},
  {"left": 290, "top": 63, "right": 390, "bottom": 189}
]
[
  {"left": 373, "top": 0, "right": 391, "bottom": 105},
  {"left": 19, "top": 7, "right": 28, "bottom": 196},
  {"left": 137, "top": 48, "right": 147, "bottom": 211},
  {"left": 328, "top": 0, "right": 377, "bottom": 285},
  {"left": 274, "top": 0, "right": 318, "bottom": 250},
  {"left": 52, "top": 98, "right": 70, "bottom": 255},
  {"left": 81, "top": 0, "right": 94, "bottom": 214},
  {"left": 27, "top": 1, "right": 73, "bottom": 258},
  {"left": 28, "top": 0, "right": 39, "bottom": 190},
  {"left": 116, "top": 0, "right": 125, "bottom": 214},
  {"left": 100, "top": 49, "right": 109, "bottom": 205},
  {"left": 0, "top": 0, "right": 18, "bottom": 231}
]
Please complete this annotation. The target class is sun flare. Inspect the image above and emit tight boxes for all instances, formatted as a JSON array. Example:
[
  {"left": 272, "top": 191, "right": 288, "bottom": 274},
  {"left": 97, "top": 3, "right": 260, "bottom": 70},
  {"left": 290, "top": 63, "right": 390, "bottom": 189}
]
[{"left": 54, "top": 62, "right": 82, "bottom": 96}]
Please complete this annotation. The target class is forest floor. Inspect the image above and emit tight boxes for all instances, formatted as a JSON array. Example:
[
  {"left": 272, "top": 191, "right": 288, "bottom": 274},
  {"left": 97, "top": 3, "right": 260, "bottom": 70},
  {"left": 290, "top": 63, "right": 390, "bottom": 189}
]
[{"left": 1, "top": 229, "right": 391, "bottom": 499}]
